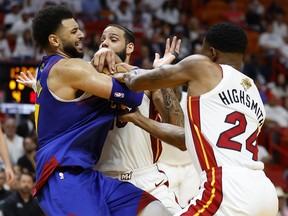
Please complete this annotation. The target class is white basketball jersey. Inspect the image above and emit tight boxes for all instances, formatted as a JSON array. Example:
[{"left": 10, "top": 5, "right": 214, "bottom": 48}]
[
  {"left": 96, "top": 94, "right": 161, "bottom": 172},
  {"left": 185, "top": 64, "right": 266, "bottom": 174}
]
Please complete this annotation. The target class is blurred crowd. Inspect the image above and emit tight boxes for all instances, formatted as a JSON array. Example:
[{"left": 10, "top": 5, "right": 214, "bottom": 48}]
[{"left": 1, "top": 0, "right": 288, "bottom": 215}]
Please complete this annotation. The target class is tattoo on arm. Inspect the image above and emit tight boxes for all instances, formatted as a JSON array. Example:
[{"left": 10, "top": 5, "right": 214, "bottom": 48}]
[
  {"left": 161, "top": 89, "right": 172, "bottom": 109},
  {"left": 160, "top": 88, "right": 184, "bottom": 127}
]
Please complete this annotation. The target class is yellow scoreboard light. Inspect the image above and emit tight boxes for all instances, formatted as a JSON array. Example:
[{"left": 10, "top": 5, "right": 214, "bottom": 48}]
[{"left": 6, "top": 64, "right": 38, "bottom": 103}]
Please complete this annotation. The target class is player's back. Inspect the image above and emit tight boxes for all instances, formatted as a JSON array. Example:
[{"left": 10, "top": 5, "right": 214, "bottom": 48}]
[
  {"left": 185, "top": 64, "right": 266, "bottom": 174},
  {"left": 179, "top": 64, "right": 278, "bottom": 216}
]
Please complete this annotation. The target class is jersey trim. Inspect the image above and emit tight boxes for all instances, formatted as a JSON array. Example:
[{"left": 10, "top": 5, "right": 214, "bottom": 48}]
[
  {"left": 181, "top": 167, "right": 223, "bottom": 215},
  {"left": 149, "top": 101, "right": 162, "bottom": 163},
  {"left": 188, "top": 96, "right": 218, "bottom": 171},
  {"left": 32, "top": 155, "right": 59, "bottom": 196}
]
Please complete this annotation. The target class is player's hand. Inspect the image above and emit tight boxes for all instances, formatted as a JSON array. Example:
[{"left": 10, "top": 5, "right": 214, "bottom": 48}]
[
  {"left": 91, "top": 48, "right": 116, "bottom": 74},
  {"left": 118, "top": 108, "right": 139, "bottom": 123},
  {"left": 16, "top": 71, "right": 36, "bottom": 90},
  {"left": 153, "top": 36, "right": 181, "bottom": 68},
  {"left": 91, "top": 48, "right": 123, "bottom": 74}
]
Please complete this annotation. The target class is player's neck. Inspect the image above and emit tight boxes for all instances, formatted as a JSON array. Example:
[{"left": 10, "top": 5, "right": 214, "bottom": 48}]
[
  {"left": 124, "top": 57, "right": 130, "bottom": 64},
  {"left": 46, "top": 50, "right": 70, "bottom": 59},
  {"left": 218, "top": 54, "right": 242, "bottom": 71}
]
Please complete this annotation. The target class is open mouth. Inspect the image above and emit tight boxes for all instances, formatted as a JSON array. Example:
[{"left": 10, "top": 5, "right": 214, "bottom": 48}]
[{"left": 75, "top": 41, "right": 83, "bottom": 50}]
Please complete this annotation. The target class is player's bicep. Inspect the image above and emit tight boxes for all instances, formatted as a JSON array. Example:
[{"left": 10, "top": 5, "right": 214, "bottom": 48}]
[
  {"left": 176, "top": 55, "right": 206, "bottom": 81},
  {"left": 64, "top": 60, "right": 113, "bottom": 99},
  {"left": 77, "top": 67, "right": 113, "bottom": 99}
]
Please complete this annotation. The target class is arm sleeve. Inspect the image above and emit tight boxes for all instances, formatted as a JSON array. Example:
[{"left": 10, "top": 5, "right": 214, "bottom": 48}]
[{"left": 109, "top": 78, "right": 144, "bottom": 108}]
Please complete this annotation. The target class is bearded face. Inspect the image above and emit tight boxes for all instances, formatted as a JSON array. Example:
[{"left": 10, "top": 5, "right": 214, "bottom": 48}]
[
  {"left": 115, "top": 47, "right": 127, "bottom": 62},
  {"left": 63, "top": 41, "right": 84, "bottom": 58}
]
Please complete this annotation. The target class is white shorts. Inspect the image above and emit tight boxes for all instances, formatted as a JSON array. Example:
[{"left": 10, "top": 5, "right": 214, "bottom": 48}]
[
  {"left": 158, "top": 162, "right": 200, "bottom": 208},
  {"left": 102, "top": 164, "right": 182, "bottom": 214},
  {"left": 174, "top": 166, "right": 278, "bottom": 216}
]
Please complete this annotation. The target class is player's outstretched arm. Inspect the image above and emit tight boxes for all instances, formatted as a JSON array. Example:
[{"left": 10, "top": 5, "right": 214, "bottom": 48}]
[
  {"left": 118, "top": 109, "right": 186, "bottom": 150},
  {"left": 115, "top": 54, "right": 209, "bottom": 92},
  {"left": 54, "top": 58, "right": 144, "bottom": 108}
]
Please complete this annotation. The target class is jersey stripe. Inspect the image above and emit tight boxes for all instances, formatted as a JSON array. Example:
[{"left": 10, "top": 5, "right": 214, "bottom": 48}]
[
  {"left": 181, "top": 167, "right": 223, "bottom": 215},
  {"left": 188, "top": 96, "right": 218, "bottom": 170},
  {"left": 149, "top": 101, "right": 162, "bottom": 163}
]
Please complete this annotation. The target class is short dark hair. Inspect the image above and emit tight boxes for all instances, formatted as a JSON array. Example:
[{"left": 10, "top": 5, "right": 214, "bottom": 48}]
[
  {"left": 205, "top": 22, "right": 247, "bottom": 54},
  {"left": 32, "top": 5, "right": 74, "bottom": 48},
  {"left": 107, "top": 24, "right": 135, "bottom": 44}
]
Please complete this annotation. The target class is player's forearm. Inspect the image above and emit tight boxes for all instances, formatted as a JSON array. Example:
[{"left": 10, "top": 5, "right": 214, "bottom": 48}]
[
  {"left": 131, "top": 112, "right": 186, "bottom": 151},
  {"left": 109, "top": 78, "right": 144, "bottom": 108},
  {"left": 124, "top": 65, "right": 178, "bottom": 92},
  {"left": 153, "top": 88, "right": 184, "bottom": 127}
]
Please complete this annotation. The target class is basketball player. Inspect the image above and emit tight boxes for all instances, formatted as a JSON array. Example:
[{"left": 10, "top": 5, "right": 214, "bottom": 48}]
[
  {"left": 116, "top": 22, "right": 278, "bottom": 215},
  {"left": 94, "top": 24, "right": 182, "bottom": 214},
  {"left": 29, "top": 5, "right": 171, "bottom": 216},
  {"left": 18, "top": 24, "right": 183, "bottom": 214}
]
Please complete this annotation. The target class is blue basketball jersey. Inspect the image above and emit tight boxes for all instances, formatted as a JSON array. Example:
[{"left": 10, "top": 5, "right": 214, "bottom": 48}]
[
  {"left": 33, "top": 55, "right": 121, "bottom": 195},
  {"left": 32, "top": 55, "right": 158, "bottom": 216}
]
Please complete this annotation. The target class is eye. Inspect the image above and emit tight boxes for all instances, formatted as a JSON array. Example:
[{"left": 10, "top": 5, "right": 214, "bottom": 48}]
[{"left": 111, "top": 37, "right": 118, "bottom": 42}]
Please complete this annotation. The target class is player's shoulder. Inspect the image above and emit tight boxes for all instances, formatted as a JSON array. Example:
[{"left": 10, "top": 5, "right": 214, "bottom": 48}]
[
  {"left": 60, "top": 58, "right": 90, "bottom": 68},
  {"left": 181, "top": 54, "right": 212, "bottom": 68},
  {"left": 185, "top": 54, "right": 210, "bottom": 62},
  {"left": 54, "top": 58, "right": 92, "bottom": 76}
]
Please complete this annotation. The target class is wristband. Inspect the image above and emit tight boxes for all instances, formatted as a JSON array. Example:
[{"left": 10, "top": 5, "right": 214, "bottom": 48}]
[{"left": 109, "top": 78, "right": 143, "bottom": 108}]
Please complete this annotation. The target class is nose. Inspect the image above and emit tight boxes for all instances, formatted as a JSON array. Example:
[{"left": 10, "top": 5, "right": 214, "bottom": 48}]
[
  {"left": 101, "top": 39, "right": 109, "bottom": 48},
  {"left": 78, "top": 30, "right": 85, "bottom": 39}
]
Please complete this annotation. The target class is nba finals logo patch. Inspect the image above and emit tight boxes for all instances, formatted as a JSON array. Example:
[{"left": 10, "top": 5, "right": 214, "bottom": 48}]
[
  {"left": 114, "top": 92, "right": 125, "bottom": 98},
  {"left": 241, "top": 78, "right": 251, "bottom": 91}
]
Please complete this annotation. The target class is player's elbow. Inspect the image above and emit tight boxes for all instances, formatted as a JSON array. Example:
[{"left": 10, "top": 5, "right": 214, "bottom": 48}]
[
  {"left": 172, "top": 129, "right": 186, "bottom": 151},
  {"left": 178, "top": 144, "right": 187, "bottom": 151},
  {"left": 168, "top": 138, "right": 186, "bottom": 151},
  {"left": 177, "top": 137, "right": 187, "bottom": 151}
]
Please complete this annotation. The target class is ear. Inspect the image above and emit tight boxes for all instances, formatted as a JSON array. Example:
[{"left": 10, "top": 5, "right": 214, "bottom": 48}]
[
  {"left": 126, "top": 42, "right": 134, "bottom": 55},
  {"left": 210, "top": 47, "right": 218, "bottom": 62},
  {"left": 48, "top": 34, "right": 60, "bottom": 47}
]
